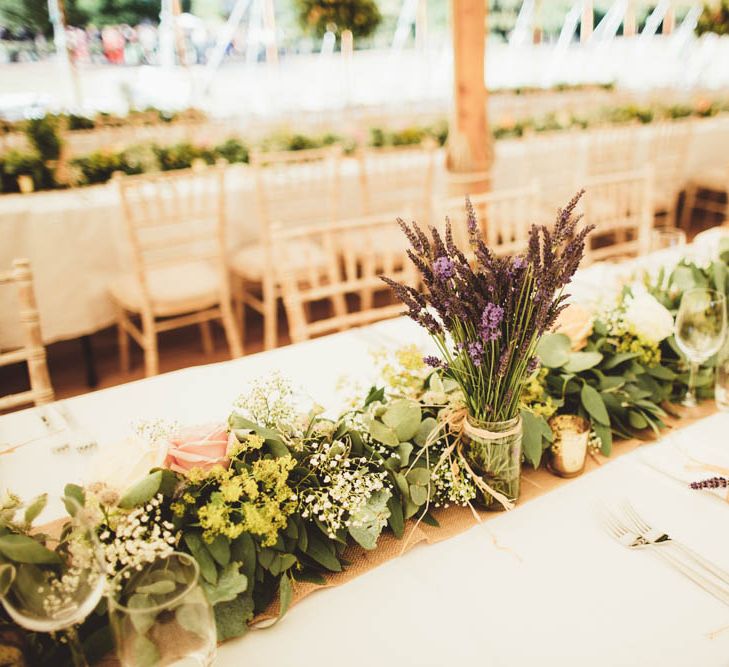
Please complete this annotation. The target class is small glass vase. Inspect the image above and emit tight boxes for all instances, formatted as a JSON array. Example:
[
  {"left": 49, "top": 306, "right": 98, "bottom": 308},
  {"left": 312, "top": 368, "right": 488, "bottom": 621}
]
[{"left": 462, "top": 414, "right": 522, "bottom": 511}]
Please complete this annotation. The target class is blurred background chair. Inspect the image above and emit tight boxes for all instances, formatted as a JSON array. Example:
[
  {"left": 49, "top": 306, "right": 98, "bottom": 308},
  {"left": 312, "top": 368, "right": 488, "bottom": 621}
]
[
  {"left": 680, "top": 164, "right": 729, "bottom": 231},
  {"left": 647, "top": 120, "right": 693, "bottom": 226},
  {"left": 272, "top": 213, "right": 418, "bottom": 343},
  {"left": 439, "top": 181, "right": 540, "bottom": 260},
  {"left": 230, "top": 145, "right": 343, "bottom": 350},
  {"left": 0, "top": 258, "right": 54, "bottom": 411},
  {"left": 111, "top": 165, "right": 242, "bottom": 377},
  {"left": 357, "top": 141, "right": 437, "bottom": 225},
  {"left": 581, "top": 166, "right": 653, "bottom": 264}
]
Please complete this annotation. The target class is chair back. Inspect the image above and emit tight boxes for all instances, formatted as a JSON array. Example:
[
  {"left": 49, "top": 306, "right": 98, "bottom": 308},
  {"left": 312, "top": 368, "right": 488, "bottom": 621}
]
[
  {"left": 251, "top": 146, "right": 343, "bottom": 229},
  {"left": 0, "top": 259, "right": 54, "bottom": 411},
  {"left": 586, "top": 126, "right": 639, "bottom": 176},
  {"left": 440, "top": 182, "right": 540, "bottom": 259},
  {"left": 648, "top": 120, "right": 693, "bottom": 206},
  {"left": 357, "top": 143, "right": 436, "bottom": 224},
  {"left": 115, "top": 164, "right": 230, "bottom": 306},
  {"left": 272, "top": 213, "right": 417, "bottom": 343},
  {"left": 581, "top": 166, "right": 653, "bottom": 264}
]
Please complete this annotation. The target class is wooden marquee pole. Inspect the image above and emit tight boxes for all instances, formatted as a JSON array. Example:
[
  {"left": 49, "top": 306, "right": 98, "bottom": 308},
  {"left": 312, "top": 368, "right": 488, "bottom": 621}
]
[{"left": 447, "top": 0, "right": 491, "bottom": 193}]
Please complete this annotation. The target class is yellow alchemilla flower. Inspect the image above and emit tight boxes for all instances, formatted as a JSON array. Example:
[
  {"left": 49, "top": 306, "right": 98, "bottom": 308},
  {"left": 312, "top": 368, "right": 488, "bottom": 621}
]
[{"left": 220, "top": 476, "right": 244, "bottom": 503}]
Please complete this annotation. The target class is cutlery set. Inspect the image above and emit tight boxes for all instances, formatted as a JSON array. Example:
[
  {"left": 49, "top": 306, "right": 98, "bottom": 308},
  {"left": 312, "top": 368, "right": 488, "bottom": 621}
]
[
  {"left": 601, "top": 500, "right": 729, "bottom": 606},
  {"left": 0, "top": 404, "right": 98, "bottom": 456}
]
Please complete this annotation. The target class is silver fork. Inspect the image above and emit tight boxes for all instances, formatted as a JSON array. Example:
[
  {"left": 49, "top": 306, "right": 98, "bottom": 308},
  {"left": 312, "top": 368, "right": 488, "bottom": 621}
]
[
  {"left": 619, "top": 500, "right": 729, "bottom": 589},
  {"left": 55, "top": 403, "right": 98, "bottom": 454},
  {"left": 599, "top": 507, "right": 729, "bottom": 606}
]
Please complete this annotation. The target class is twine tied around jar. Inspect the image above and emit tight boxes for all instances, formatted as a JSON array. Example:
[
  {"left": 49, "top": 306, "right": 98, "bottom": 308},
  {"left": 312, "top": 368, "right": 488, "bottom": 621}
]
[{"left": 397, "top": 406, "right": 518, "bottom": 555}]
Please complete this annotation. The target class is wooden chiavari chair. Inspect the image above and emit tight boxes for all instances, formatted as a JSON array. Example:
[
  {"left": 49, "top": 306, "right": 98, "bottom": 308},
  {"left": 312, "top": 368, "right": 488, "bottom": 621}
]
[
  {"left": 111, "top": 165, "right": 242, "bottom": 377},
  {"left": 229, "top": 146, "right": 343, "bottom": 350},
  {"left": 439, "top": 182, "right": 541, "bottom": 260},
  {"left": 272, "top": 213, "right": 418, "bottom": 344},
  {"left": 581, "top": 167, "right": 653, "bottom": 264},
  {"left": 680, "top": 164, "right": 729, "bottom": 231},
  {"left": 356, "top": 142, "right": 437, "bottom": 225},
  {"left": 647, "top": 120, "right": 693, "bottom": 226},
  {"left": 0, "top": 259, "right": 54, "bottom": 411},
  {"left": 586, "top": 126, "right": 639, "bottom": 176}
]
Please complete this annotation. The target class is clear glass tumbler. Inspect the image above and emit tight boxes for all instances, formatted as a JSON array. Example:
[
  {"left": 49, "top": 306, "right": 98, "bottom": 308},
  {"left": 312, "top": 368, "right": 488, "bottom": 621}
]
[{"left": 109, "top": 552, "right": 216, "bottom": 667}]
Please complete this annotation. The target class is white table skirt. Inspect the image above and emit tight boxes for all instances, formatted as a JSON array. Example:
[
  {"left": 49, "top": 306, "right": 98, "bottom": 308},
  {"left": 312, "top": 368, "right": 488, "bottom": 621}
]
[{"left": 0, "top": 317, "right": 727, "bottom": 666}]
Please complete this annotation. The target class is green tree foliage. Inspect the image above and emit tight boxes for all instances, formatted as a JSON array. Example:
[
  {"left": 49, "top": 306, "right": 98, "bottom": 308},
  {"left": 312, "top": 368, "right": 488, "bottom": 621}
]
[
  {"left": 77, "top": 0, "right": 162, "bottom": 26},
  {"left": 0, "top": 0, "right": 89, "bottom": 33},
  {"left": 295, "top": 0, "right": 382, "bottom": 39},
  {"left": 697, "top": 0, "right": 729, "bottom": 35}
]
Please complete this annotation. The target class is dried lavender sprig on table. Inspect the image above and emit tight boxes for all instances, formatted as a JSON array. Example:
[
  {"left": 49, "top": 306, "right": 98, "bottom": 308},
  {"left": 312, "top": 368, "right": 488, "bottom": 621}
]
[
  {"left": 689, "top": 477, "right": 728, "bottom": 490},
  {"left": 382, "top": 191, "right": 593, "bottom": 423}
]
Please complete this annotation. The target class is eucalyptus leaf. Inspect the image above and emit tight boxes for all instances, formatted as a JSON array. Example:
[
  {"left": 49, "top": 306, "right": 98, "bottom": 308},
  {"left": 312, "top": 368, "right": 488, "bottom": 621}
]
[
  {"left": 366, "top": 419, "right": 399, "bottom": 447},
  {"left": 406, "top": 467, "right": 430, "bottom": 486},
  {"left": 580, "top": 384, "right": 609, "bottom": 425},
  {"left": 201, "top": 562, "right": 248, "bottom": 605},
  {"left": 593, "top": 421, "right": 612, "bottom": 456},
  {"left": 175, "top": 603, "right": 210, "bottom": 639},
  {"left": 628, "top": 410, "right": 648, "bottom": 429},
  {"left": 382, "top": 399, "right": 421, "bottom": 442},
  {"left": 133, "top": 633, "right": 160, "bottom": 667},
  {"left": 118, "top": 471, "right": 162, "bottom": 509},
  {"left": 183, "top": 533, "right": 217, "bottom": 585},
  {"left": 205, "top": 535, "right": 231, "bottom": 567},
  {"left": 305, "top": 535, "right": 341, "bottom": 572},
  {"left": 136, "top": 580, "right": 176, "bottom": 596},
  {"left": 602, "top": 352, "right": 639, "bottom": 370},
  {"left": 386, "top": 494, "right": 404, "bottom": 539},
  {"left": 563, "top": 351, "right": 603, "bottom": 373},
  {"left": 536, "top": 334, "right": 571, "bottom": 368},
  {"left": 23, "top": 494, "right": 47, "bottom": 525},
  {"left": 396, "top": 442, "right": 413, "bottom": 467},
  {"left": 63, "top": 484, "right": 85, "bottom": 516},
  {"left": 520, "top": 409, "right": 548, "bottom": 468},
  {"left": 409, "top": 484, "right": 428, "bottom": 506},
  {"left": 0, "top": 534, "right": 60, "bottom": 565},
  {"left": 414, "top": 417, "right": 437, "bottom": 447},
  {"left": 348, "top": 489, "right": 391, "bottom": 550},
  {"left": 128, "top": 594, "right": 156, "bottom": 635}
]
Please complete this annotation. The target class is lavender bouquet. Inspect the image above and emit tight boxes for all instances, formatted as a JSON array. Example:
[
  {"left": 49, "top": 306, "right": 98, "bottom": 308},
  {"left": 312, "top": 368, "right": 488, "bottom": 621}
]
[{"left": 383, "top": 192, "right": 593, "bottom": 508}]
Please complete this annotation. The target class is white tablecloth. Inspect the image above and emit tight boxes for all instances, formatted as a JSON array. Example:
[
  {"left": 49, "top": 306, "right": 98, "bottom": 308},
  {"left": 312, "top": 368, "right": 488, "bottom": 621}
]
[
  {"left": 0, "top": 317, "right": 727, "bottom": 666},
  {"left": 3, "top": 115, "right": 728, "bottom": 349}
]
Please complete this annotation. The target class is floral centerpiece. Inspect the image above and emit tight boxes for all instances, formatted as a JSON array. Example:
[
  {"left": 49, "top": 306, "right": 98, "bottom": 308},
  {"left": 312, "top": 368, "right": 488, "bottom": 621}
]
[{"left": 383, "top": 193, "right": 593, "bottom": 509}]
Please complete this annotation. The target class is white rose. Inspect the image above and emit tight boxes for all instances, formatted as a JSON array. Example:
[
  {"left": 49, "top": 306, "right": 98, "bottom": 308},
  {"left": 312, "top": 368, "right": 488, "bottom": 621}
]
[{"left": 622, "top": 289, "right": 674, "bottom": 344}]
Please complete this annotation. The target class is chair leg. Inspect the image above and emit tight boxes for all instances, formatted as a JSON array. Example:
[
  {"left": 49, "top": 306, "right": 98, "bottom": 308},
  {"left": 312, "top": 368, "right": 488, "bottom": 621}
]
[
  {"left": 141, "top": 312, "right": 159, "bottom": 377},
  {"left": 220, "top": 300, "right": 244, "bottom": 358},
  {"left": 115, "top": 303, "right": 130, "bottom": 373},
  {"left": 680, "top": 184, "right": 697, "bottom": 231},
  {"left": 262, "top": 276, "right": 277, "bottom": 351},
  {"left": 199, "top": 320, "right": 214, "bottom": 355}
]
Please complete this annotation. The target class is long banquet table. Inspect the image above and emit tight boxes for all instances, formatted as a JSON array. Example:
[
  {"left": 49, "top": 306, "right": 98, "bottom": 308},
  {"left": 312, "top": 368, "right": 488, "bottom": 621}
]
[{"left": 1, "top": 315, "right": 728, "bottom": 666}]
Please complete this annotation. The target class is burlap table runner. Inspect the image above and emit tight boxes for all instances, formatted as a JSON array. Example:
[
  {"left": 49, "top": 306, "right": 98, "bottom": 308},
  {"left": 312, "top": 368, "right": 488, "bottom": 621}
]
[{"left": 254, "top": 401, "right": 719, "bottom": 622}]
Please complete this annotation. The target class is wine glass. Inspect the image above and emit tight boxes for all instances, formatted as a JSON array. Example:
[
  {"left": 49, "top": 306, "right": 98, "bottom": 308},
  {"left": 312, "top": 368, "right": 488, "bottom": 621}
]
[
  {"left": 649, "top": 227, "right": 687, "bottom": 253},
  {"left": 108, "top": 552, "right": 216, "bottom": 667},
  {"left": 675, "top": 288, "right": 728, "bottom": 408},
  {"left": 0, "top": 493, "right": 106, "bottom": 667}
]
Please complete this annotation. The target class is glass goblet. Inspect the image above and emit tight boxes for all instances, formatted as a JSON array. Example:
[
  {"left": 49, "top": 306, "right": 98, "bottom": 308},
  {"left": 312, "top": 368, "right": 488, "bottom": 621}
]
[
  {"left": 675, "top": 288, "right": 728, "bottom": 408},
  {"left": 649, "top": 227, "right": 687, "bottom": 253},
  {"left": 0, "top": 493, "right": 106, "bottom": 667},
  {"left": 109, "top": 552, "right": 216, "bottom": 667}
]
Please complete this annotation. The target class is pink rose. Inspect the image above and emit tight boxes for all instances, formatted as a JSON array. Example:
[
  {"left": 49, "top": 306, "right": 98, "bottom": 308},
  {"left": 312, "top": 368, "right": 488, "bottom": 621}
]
[{"left": 163, "top": 423, "right": 233, "bottom": 474}]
